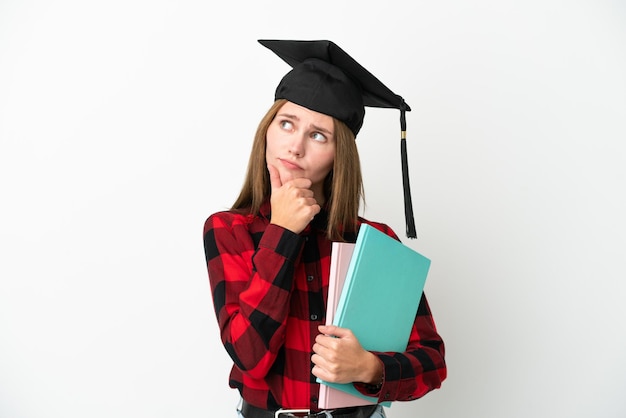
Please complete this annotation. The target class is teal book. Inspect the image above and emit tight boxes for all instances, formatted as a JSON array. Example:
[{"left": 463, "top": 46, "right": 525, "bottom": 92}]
[{"left": 318, "top": 223, "right": 431, "bottom": 406}]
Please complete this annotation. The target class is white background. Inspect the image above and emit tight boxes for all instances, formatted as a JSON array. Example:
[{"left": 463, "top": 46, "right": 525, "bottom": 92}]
[{"left": 1, "top": 1, "right": 625, "bottom": 417}]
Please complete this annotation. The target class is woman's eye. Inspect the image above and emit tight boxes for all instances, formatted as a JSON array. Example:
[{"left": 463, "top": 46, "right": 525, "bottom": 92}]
[
  {"left": 311, "top": 132, "right": 327, "bottom": 142},
  {"left": 280, "top": 120, "right": 293, "bottom": 130}
]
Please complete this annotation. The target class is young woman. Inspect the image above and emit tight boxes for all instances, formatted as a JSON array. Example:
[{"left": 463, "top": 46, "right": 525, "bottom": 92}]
[{"left": 203, "top": 40, "right": 446, "bottom": 418}]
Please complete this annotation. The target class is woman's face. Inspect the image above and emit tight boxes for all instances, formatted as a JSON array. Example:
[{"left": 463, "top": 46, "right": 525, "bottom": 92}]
[{"left": 266, "top": 101, "right": 336, "bottom": 199}]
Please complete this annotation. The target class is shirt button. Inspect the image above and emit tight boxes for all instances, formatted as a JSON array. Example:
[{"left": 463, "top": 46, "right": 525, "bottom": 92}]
[
  {"left": 307, "top": 275, "right": 314, "bottom": 282},
  {"left": 310, "top": 314, "right": 319, "bottom": 321}
]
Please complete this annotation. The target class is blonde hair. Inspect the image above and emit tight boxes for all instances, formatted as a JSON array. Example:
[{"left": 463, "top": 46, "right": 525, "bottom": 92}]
[{"left": 232, "top": 99, "right": 364, "bottom": 241}]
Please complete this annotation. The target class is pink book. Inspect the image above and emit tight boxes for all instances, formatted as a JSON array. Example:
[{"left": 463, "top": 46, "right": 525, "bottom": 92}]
[{"left": 318, "top": 242, "right": 375, "bottom": 409}]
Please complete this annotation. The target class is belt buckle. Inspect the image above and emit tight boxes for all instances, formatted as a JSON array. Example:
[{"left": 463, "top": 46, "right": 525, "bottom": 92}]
[{"left": 275, "top": 409, "right": 311, "bottom": 418}]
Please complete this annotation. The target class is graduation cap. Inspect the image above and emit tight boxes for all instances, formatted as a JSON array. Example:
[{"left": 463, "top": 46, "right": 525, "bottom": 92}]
[{"left": 259, "top": 39, "right": 417, "bottom": 239}]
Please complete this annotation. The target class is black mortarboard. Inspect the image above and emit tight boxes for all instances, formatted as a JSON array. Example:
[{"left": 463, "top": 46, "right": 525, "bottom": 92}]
[{"left": 259, "top": 39, "right": 417, "bottom": 238}]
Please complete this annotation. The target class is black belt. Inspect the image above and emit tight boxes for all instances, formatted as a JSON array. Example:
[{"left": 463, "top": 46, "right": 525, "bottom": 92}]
[{"left": 241, "top": 400, "right": 378, "bottom": 418}]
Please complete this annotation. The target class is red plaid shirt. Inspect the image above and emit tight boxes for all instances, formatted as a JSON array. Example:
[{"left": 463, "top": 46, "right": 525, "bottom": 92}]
[{"left": 203, "top": 201, "right": 446, "bottom": 410}]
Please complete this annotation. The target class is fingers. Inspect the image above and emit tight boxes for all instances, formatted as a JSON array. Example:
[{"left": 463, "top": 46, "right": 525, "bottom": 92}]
[
  {"left": 318, "top": 325, "right": 351, "bottom": 338},
  {"left": 312, "top": 327, "right": 371, "bottom": 384},
  {"left": 276, "top": 185, "right": 319, "bottom": 216},
  {"left": 268, "top": 164, "right": 313, "bottom": 189},
  {"left": 312, "top": 328, "right": 351, "bottom": 361},
  {"left": 311, "top": 356, "right": 339, "bottom": 382},
  {"left": 313, "top": 334, "right": 338, "bottom": 354},
  {"left": 268, "top": 165, "right": 320, "bottom": 234},
  {"left": 311, "top": 336, "right": 353, "bottom": 384},
  {"left": 284, "top": 182, "right": 315, "bottom": 199},
  {"left": 267, "top": 164, "right": 282, "bottom": 191}
]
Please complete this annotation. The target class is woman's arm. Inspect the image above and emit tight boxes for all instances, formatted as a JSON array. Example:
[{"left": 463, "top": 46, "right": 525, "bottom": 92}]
[
  {"left": 312, "top": 294, "right": 445, "bottom": 401},
  {"left": 355, "top": 293, "right": 446, "bottom": 402},
  {"left": 312, "top": 219, "right": 446, "bottom": 401},
  {"left": 203, "top": 212, "right": 304, "bottom": 380}
]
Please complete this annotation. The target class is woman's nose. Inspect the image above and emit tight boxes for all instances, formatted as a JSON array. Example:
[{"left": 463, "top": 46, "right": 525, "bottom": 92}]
[{"left": 288, "top": 135, "right": 305, "bottom": 157}]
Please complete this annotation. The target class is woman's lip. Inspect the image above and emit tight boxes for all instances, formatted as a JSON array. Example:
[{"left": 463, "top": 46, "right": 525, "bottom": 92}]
[{"left": 279, "top": 158, "right": 303, "bottom": 170}]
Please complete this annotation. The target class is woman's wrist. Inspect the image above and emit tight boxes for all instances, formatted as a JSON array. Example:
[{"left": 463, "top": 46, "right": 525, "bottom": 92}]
[{"left": 360, "top": 352, "right": 384, "bottom": 386}]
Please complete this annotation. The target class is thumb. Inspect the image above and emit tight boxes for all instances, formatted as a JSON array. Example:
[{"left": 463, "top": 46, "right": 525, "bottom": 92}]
[{"left": 267, "top": 164, "right": 282, "bottom": 191}]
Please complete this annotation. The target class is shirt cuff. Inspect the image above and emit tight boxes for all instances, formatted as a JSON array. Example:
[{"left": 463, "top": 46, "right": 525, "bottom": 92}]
[
  {"left": 258, "top": 223, "right": 305, "bottom": 261},
  {"left": 354, "top": 354, "right": 398, "bottom": 403}
]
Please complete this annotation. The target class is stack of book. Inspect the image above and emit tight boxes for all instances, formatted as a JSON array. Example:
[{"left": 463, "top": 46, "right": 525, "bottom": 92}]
[{"left": 317, "top": 224, "right": 431, "bottom": 408}]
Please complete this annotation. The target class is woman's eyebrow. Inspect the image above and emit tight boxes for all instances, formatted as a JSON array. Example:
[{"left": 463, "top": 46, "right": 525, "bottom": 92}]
[
  {"left": 276, "top": 112, "right": 299, "bottom": 121},
  {"left": 277, "top": 113, "right": 333, "bottom": 135},
  {"left": 310, "top": 124, "right": 333, "bottom": 135}
]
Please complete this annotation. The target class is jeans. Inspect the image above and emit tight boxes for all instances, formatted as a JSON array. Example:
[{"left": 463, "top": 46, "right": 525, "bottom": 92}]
[{"left": 236, "top": 402, "right": 386, "bottom": 418}]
